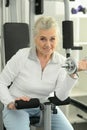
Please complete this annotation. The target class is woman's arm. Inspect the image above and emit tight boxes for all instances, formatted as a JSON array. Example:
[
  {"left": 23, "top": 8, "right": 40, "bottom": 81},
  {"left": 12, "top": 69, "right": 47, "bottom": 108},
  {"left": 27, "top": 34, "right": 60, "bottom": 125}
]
[{"left": 0, "top": 49, "right": 24, "bottom": 106}]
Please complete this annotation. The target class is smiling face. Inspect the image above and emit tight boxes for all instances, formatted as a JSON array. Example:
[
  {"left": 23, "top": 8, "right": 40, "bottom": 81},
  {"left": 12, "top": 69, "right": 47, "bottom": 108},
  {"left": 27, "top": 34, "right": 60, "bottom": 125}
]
[{"left": 34, "top": 27, "right": 58, "bottom": 57}]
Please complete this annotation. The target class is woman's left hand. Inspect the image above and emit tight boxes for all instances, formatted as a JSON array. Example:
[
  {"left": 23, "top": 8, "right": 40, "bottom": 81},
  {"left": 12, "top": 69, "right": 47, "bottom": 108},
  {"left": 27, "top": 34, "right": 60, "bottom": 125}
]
[{"left": 78, "top": 59, "right": 87, "bottom": 71}]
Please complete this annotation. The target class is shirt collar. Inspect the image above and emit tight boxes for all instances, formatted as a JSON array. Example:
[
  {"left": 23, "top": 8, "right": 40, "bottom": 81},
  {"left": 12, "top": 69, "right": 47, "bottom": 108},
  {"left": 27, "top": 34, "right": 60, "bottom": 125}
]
[{"left": 28, "top": 46, "right": 59, "bottom": 64}]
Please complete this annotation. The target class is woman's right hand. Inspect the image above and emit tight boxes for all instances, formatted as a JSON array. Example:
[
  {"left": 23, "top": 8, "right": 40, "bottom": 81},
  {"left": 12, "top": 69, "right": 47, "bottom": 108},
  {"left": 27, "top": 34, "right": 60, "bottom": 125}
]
[
  {"left": 7, "top": 96, "right": 31, "bottom": 110},
  {"left": 7, "top": 102, "right": 16, "bottom": 110}
]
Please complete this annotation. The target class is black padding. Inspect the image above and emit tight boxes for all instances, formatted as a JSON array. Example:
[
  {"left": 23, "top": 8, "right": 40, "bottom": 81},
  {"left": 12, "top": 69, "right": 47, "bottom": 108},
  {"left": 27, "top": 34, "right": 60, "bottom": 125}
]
[
  {"left": 4, "top": 23, "right": 29, "bottom": 62},
  {"left": 15, "top": 98, "right": 40, "bottom": 109},
  {"left": 30, "top": 116, "right": 40, "bottom": 125},
  {"left": 48, "top": 96, "right": 71, "bottom": 106},
  {"left": 35, "top": 0, "right": 44, "bottom": 14},
  {"left": 62, "top": 21, "right": 73, "bottom": 49}
]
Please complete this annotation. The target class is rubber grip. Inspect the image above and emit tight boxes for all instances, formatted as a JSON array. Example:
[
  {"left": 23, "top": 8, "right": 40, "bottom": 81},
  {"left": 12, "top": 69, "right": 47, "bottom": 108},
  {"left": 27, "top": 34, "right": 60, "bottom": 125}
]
[
  {"left": 48, "top": 96, "right": 71, "bottom": 106},
  {"left": 15, "top": 98, "right": 40, "bottom": 109}
]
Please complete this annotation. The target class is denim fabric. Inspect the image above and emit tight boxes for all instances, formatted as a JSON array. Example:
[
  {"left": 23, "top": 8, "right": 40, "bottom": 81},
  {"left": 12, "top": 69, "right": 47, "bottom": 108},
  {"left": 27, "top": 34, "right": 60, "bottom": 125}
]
[{"left": 3, "top": 107, "right": 73, "bottom": 130}]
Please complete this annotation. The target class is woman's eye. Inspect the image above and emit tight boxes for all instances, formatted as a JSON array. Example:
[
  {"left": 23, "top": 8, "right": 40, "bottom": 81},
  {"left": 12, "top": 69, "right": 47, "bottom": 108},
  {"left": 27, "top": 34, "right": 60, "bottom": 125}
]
[
  {"left": 50, "top": 38, "right": 55, "bottom": 41},
  {"left": 40, "top": 37, "right": 46, "bottom": 41}
]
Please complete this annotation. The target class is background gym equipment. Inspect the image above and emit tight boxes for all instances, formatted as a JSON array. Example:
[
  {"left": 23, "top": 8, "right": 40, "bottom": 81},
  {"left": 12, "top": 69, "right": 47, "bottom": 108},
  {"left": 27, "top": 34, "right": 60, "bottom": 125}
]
[{"left": 71, "top": 5, "right": 87, "bottom": 14}]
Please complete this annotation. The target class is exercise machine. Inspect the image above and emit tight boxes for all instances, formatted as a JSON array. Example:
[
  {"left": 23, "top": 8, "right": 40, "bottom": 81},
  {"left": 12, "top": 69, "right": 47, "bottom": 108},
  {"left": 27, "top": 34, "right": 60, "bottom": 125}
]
[{"left": 0, "top": 0, "right": 87, "bottom": 130}]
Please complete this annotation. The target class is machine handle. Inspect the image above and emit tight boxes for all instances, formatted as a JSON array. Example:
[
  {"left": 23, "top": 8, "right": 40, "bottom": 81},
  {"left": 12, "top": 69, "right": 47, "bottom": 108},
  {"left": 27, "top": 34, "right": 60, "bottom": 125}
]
[
  {"left": 15, "top": 98, "right": 40, "bottom": 109},
  {"left": 48, "top": 96, "right": 71, "bottom": 106},
  {"left": 72, "top": 46, "right": 83, "bottom": 50}
]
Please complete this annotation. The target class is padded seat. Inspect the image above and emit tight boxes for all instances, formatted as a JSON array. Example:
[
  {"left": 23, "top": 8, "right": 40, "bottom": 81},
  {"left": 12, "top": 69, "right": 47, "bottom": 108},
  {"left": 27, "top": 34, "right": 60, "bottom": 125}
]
[{"left": 3, "top": 23, "right": 29, "bottom": 62}]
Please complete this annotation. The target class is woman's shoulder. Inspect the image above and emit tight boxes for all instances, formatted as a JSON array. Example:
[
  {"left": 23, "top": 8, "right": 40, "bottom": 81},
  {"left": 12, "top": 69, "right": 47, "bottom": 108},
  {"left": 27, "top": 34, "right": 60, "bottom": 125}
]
[
  {"left": 8, "top": 47, "right": 30, "bottom": 63},
  {"left": 15, "top": 47, "right": 30, "bottom": 57},
  {"left": 17, "top": 47, "right": 30, "bottom": 53}
]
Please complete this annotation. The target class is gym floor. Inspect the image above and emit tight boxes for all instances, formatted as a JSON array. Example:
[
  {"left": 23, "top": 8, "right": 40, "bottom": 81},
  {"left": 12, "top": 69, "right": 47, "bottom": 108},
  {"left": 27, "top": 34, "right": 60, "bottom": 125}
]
[{"left": 72, "top": 122, "right": 87, "bottom": 130}]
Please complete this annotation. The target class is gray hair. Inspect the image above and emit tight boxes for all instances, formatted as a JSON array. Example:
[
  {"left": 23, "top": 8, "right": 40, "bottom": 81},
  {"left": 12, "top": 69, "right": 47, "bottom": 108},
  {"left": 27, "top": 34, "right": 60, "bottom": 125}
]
[{"left": 33, "top": 16, "right": 60, "bottom": 39}]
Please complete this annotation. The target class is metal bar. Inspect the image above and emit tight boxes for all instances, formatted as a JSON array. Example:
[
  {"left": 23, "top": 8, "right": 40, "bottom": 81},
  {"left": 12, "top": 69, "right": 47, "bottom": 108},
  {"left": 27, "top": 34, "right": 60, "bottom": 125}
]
[
  {"left": 29, "top": 0, "right": 35, "bottom": 46},
  {"left": 63, "top": 0, "right": 71, "bottom": 57},
  {"left": 9, "top": 0, "right": 17, "bottom": 21},
  {"left": 1, "top": 0, "right": 5, "bottom": 70},
  {"left": 64, "top": 0, "right": 70, "bottom": 20},
  {"left": 44, "top": 104, "right": 51, "bottom": 130},
  {"left": 0, "top": 2, "right": 4, "bottom": 130}
]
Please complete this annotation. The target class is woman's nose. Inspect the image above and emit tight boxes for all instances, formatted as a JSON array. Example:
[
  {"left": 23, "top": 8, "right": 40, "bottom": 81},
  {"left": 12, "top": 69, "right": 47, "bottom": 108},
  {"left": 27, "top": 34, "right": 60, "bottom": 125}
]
[{"left": 46, "top": 39, "right": 51, "bottom": 46}]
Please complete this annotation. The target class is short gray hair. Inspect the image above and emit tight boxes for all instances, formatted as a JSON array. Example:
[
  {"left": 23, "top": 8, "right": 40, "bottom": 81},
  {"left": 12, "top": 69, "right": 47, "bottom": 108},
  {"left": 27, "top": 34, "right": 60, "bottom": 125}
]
[{"left": 33, "top": 16, "right": 60, "bottom": 38}]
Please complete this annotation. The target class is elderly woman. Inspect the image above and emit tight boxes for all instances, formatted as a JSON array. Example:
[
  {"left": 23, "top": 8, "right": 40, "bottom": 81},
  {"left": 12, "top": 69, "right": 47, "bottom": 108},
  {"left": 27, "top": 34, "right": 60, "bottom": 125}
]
[{"left": 0, "top": 16, "right": 87, "bottom": 130}]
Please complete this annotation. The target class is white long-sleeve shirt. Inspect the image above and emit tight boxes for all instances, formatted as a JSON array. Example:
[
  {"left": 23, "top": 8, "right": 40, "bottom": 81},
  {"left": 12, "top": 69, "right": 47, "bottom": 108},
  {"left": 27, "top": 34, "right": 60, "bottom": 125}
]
[{"left": 0, "top": 47, "right": 77, "bottom": 105}]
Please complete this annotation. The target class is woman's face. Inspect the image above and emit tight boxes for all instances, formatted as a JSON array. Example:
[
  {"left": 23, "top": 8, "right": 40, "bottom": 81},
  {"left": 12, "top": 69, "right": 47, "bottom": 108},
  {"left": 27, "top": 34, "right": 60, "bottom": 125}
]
[{"left": 34, "top": 28, "right": 58, "bottom": 57}]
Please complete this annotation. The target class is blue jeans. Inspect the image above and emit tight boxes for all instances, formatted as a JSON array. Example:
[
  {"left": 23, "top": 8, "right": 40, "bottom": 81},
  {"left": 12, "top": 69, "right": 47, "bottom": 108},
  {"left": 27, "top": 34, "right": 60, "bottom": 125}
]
[{"left": 3, "top": 107, "right": 74, "bottom": 130}]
